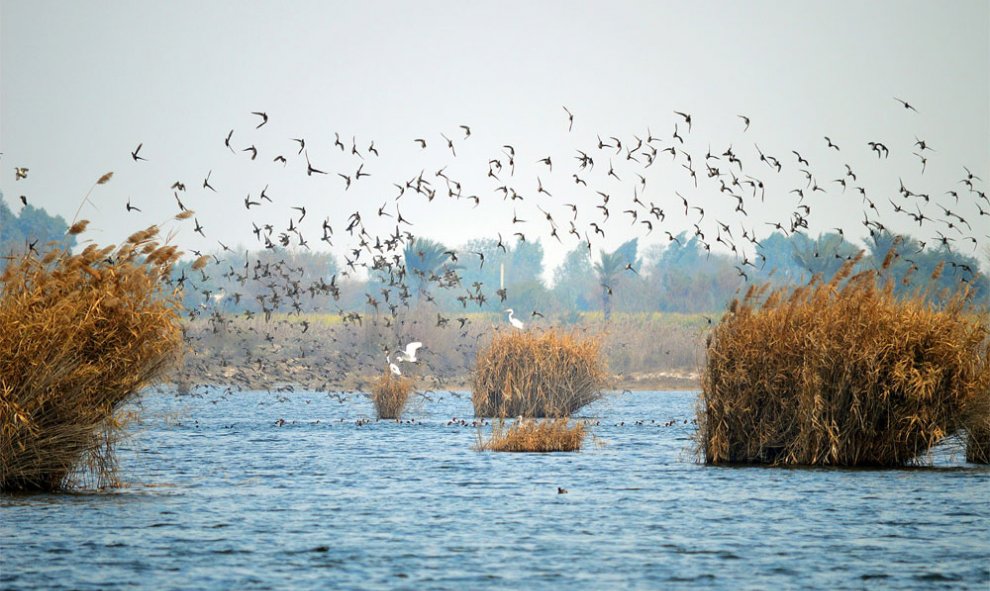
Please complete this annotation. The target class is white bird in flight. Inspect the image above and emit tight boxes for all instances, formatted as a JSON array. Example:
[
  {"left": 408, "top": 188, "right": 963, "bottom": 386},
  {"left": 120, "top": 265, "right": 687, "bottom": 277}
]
[
  {"left": 505, "top": 308, "right": 525, "bottom": 330},
  {"left": 395, "top": 341, "right": 423, "bottom": 363}
]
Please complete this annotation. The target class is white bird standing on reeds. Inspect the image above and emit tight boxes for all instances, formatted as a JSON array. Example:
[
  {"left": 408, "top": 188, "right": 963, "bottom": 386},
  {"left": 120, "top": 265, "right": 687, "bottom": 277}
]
[
  {"left": 395, "top": 341, "right": 422, "bottom": 362},
  {"left": 386, "top": 353, "right": 402, "bottom": 376},
  {"left": 505, "top": 309, "right": 525, "bottom": 330}
]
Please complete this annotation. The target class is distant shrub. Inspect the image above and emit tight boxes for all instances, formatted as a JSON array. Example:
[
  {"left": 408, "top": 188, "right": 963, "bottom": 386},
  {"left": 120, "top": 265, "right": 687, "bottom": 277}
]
[
  {"left": 472, "top": 329, "right": 607, "bottom": 418},
  {"left": 697, "top": 256, "right": 989, "bottom": 467},
  {"left": 0, "top": 225, "right": 184, "bottom": 491},
  {"left": 478, "top": 418, "right": 585, "bottom": 452}
]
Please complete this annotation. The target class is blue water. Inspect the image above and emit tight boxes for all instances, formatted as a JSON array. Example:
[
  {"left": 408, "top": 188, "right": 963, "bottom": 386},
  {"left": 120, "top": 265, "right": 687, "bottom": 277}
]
[{"left": 2, "top": 389, "right": 988, "bottom": 590}]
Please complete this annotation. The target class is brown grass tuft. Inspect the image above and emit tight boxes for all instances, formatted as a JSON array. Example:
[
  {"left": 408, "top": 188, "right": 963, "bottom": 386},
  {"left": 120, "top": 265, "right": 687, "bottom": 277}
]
[
  {"left": 697, "top": 259, "right": 989, "bottom": 467},
  {"left": 472, "top": 329, "right": 607, "bottom": 418},
  {"left": 370, "top": 371, "right": 414, "bottom": 420},
  {"left": 479, "top": 418, "right": 586, "bottom": 452},
  {"left": 0, "top": 228, "right": 185, "bottom": 491},
  {"left": 96, "top": 172, "right": 113, "bottom": 185}
]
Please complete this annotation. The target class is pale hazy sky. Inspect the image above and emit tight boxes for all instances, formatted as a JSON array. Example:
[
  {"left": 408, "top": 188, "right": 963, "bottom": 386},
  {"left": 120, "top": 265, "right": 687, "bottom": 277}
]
[{"left": 2, "top": 1, "right": 988, "bottom": 280}]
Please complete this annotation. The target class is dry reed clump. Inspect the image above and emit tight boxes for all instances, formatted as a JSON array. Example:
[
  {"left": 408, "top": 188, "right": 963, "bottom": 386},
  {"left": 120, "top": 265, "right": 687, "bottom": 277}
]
[
  {"left": 370, "top": 371, "right": 414, "bottom": 420},
  {"left": 965, "top": 415, "right": 990, "bottom": 464},
  {"left": 697, "top": 256, "right": 989, "bottom": 467},
  {"left": 472, "top": 329, "right": 607, "bottom": 418},
  {"left": 478, "top": 418, "right": 586, "bottom": 452},
  {"left": 0, "top": 225, "right": 185, "bottom": 491},
  {"left": 963, "top": 347, "right": 990, "bottom": 464}
]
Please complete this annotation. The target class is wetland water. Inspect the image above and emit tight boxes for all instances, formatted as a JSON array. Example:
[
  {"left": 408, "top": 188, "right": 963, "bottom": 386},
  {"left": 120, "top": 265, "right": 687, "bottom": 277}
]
[{"left": 2, "top": 389, "right": 988, "bottom": 590}]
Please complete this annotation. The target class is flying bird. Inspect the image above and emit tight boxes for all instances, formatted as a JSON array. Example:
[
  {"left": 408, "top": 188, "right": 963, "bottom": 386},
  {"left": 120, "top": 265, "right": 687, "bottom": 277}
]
[
  {"left": 893, "top": 97, "right": 918, "bottom": 112},
  {"left": 203, "top": 170, "right": 216, "bottom": 191},
  {"left": 395, "top": 342, "right": 423, "bottom": 362},
  {"left": 563, "top": 106, "right": 574, "bottom": 132}
]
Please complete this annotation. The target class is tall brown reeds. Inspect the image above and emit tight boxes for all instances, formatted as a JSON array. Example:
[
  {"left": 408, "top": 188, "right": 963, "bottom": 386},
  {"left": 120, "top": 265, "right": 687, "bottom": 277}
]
[
  {"left": 963, "top": 347, "right": 990, "bottom": 464},
  {"left": 370, "top": 371, "right": 414, "bottom": 420},
  {"left": 698, "top": 256, "right": 989, "bottom": 467},
  {"left": 0, "top": 225, "right": 184, "bottom": 491},
  {"left": 478, "top": 418, "right": 586, "bottom": 452},
  {"left": 472, "top": 329, "right": 607, "bottom": 418}
]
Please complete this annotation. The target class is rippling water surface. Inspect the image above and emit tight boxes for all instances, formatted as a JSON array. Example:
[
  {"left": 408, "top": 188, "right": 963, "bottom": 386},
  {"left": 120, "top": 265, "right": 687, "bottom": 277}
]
[{"left": 2, "top": 389, "right": 988, "bottom": 590}]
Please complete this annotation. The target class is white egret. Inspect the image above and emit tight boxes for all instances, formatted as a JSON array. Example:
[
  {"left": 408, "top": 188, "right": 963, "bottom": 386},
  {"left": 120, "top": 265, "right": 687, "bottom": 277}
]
[
  {"left": 505, "top": 308, "right": 525, "bottom": 330},
  {"left": 396, "top": 341, "right": 423, "bottom": 362},
  {"left": 386, "top": 353, "right": 402, "bottom": 376}
]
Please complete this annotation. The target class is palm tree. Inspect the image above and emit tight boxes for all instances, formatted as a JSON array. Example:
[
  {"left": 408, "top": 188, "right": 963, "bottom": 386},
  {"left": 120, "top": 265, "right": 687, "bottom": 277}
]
[
  {"left": 594, "top": 238, "right": 638, "bottom": 321},
  {"left": 403, "top": 238, "right": 460, "bottom": 300}
]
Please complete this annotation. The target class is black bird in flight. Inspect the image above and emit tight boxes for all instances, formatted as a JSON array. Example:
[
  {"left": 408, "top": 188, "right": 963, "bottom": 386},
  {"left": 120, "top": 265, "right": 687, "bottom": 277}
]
[
  {"left": 252, "top": 111, "right": 269, "bottom": 128},
  {"left": 305, "top": 151, "right": 326, "bottom": 176},
  {"left": 893, "top": 97, "right": 918, "bottom": 112},
  {"left": 224, "top": 129, "right": 234, "bottom": 153},
  {"left": 131, "top": 143, "right": 147, "bottom": 161},
  {"left": 674, "top": 110, "right": 692, "bottom": 132},
  {"left": 203, "top": 170, "right": 216, "bottom": 191},
  {"left": 563, "top": 106, "right": 574, "bottom": 132},
  {"left": 126, "top": 197, "right": 141, "bottom": 212},
  {"left": 442, "top": 134, "right": 456, "bottom": 156}
]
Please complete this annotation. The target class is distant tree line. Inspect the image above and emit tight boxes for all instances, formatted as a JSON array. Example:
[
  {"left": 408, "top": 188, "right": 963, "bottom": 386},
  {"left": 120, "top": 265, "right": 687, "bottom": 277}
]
[
  {"left": 0, "top": 194, "right": 76, "bottom": 265},
  {"left": 2, "top": 196, "right": 984, "bottom": 317},
  {"left": 184, "top": 229, "right": 988, "bottom": 320}
]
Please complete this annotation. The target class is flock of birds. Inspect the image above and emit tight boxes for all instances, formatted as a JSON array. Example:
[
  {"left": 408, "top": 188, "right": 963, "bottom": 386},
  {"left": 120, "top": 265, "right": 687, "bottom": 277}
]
[{"left": 8, "top": 99, "right": 988, "bottom": 396}]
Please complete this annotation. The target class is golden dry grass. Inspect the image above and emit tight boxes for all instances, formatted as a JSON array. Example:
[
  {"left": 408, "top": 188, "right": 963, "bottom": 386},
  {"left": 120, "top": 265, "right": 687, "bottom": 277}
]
[
  {"left": 472, "top": 329, "right": 608, "bottom": 418},
  {"left": 0, "top": 225, "right": 185, "bottom": 491},
  {"left": 478, "top": 418, "right": 586, "bottom": 452},
  {"left": 697, "top": 256, "right": 989, "bottom": 467},
  {"left": 967, "top": 425, "right": 990, "bottom": 464},
  {"left": 370, "top": 371, "right": 414, "bottom": 420},
  {"left": 963, "top": 351, "right": 990, "bottom": 463}
]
